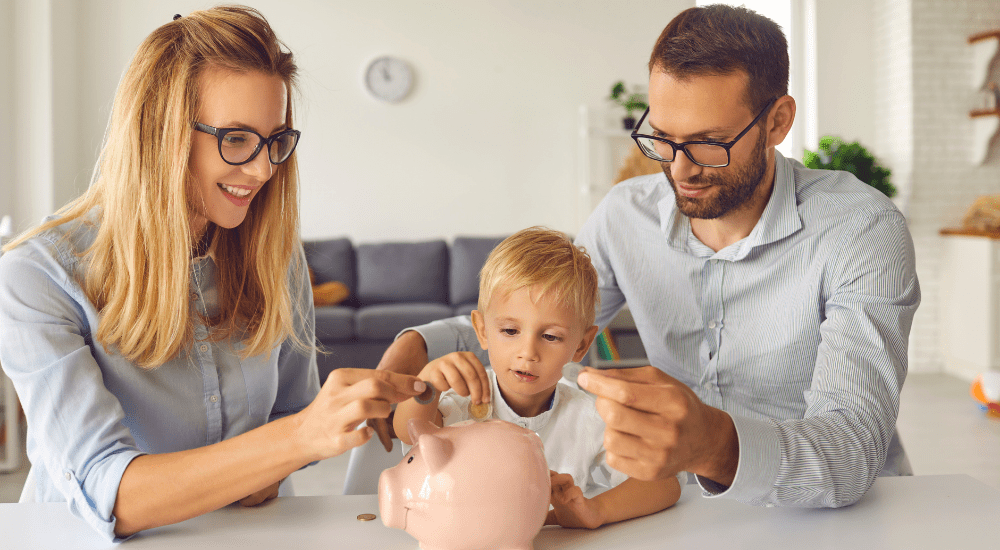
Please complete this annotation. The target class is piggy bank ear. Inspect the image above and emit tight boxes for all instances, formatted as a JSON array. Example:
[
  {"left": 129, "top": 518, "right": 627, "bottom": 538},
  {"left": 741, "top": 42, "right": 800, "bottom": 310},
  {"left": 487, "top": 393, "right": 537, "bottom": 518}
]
[
  {"left": 417, "top": 434, "right": 453, "bottom": 473},
  {"left": 407, "top": 418, "right": 440, "bottom": 444}
]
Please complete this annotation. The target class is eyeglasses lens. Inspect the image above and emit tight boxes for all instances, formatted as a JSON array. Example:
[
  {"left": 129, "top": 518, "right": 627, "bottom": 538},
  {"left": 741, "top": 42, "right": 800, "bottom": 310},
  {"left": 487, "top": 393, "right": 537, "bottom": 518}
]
[
  {"left": 634, "top": 136, "right": 728, "bottom": 167},
  {"left": 220, "top": 130, "right": 261, "bottom": 164},
  {"left": 269, "top": 132, "right": 298, "bottom": 164}
]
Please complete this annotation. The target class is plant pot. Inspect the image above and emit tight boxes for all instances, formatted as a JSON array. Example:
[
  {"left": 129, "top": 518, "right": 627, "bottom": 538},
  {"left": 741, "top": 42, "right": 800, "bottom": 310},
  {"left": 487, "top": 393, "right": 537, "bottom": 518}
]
[{"left": 622, "top": 117, "right": 636, "bottom": 130}]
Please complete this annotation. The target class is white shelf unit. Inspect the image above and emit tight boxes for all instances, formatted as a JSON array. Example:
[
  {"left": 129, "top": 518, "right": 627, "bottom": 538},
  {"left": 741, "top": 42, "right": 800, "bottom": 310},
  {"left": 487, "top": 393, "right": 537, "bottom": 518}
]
[
  {"left": 576, "top": 104, "right": 640, "bottom": 228},
  {"left": 939, "top": 233, "right": 1000, "bottom": 382},
  {"left": 590, "top": 306, "right": 649, "bottom": 369}
]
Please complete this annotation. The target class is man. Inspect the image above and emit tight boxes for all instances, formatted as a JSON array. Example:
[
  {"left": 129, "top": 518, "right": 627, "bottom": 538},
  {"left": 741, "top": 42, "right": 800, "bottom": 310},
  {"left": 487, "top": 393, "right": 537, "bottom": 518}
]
[{"left": 372, "top": 4, "right": 919, "bottom": 508}]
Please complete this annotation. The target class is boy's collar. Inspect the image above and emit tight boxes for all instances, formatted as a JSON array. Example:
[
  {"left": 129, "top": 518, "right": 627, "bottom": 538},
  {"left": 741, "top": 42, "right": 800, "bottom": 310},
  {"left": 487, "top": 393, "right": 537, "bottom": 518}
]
[{"left": 489, "top": 369, "right": 560, "bottom": 430}]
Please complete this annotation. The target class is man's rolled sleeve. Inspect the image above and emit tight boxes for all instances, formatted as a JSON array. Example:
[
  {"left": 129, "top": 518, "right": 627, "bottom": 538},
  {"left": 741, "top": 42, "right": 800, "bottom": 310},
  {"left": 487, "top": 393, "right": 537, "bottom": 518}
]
[{"left": 395, "top": 316, "right": 485, "bottom": 363}]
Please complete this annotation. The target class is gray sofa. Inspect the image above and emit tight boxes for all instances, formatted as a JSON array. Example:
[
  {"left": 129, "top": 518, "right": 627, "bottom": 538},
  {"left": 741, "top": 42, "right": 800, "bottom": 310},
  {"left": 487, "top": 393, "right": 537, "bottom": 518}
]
[{"left": 303, "top": 236, "right": 506, "bottom": 382}]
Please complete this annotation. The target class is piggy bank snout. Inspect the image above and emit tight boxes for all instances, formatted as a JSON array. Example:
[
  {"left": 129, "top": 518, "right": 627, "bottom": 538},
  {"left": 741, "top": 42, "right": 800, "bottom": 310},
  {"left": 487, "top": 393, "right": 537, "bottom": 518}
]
[
  {"left": 378, "top": 421, "right": 550, "bottom": 550},
  {"left": 378, "top": 469, "right": 404, "bottom": 529}
]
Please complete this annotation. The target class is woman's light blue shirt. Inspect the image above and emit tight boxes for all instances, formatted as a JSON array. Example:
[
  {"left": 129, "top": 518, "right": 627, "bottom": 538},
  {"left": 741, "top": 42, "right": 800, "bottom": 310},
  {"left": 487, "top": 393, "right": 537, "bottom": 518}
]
[{"left": 0, "top": 217, "right": 320, "bottom": 541}]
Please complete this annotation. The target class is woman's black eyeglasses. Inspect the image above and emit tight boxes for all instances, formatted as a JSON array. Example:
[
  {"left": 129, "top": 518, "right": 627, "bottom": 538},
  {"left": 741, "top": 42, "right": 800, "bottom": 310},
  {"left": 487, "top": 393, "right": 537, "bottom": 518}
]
[{"left": 193, "top": 122, "right": 301, "bottom": 166}]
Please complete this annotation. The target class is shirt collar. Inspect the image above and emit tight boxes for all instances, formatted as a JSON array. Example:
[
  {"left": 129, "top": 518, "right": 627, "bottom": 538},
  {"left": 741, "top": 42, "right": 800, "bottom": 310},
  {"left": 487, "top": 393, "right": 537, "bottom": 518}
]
[
  {"left": 747, "top": 150, "right": 802, "bottom": 250},
  {"left": 490, "top": 369, "right": 560, "bottom": 432},
  {"left": 661, "top": 149, "right": 802, "bottom": 259}
]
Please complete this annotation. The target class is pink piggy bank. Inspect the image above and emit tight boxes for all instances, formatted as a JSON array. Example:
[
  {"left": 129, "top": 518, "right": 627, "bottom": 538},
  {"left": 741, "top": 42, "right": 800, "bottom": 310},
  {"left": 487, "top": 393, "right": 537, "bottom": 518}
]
[{"left": 379, "top": 418, "right": 550, "bottom": 550}]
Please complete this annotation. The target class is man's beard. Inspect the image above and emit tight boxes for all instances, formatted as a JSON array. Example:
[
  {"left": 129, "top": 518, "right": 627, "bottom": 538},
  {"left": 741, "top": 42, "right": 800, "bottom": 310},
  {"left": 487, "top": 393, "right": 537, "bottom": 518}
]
[{"left": 663, "top": 128, "right": 768, "bottom": 220}]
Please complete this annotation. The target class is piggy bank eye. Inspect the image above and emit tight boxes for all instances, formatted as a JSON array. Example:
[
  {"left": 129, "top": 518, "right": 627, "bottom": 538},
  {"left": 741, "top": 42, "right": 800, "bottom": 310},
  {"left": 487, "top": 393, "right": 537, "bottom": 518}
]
[{"left": 407, "top": 456, "right": 414, "bottom": 464}]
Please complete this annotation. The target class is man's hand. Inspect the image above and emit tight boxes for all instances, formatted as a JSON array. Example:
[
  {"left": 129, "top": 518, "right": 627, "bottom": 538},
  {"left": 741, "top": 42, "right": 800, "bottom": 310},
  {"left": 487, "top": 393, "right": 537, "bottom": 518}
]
[
  {"left": 546, "top": 471, "right": 603, "bottom": 529},
  {"left": 367, "top": 330, "right": 430, "bottom": 452},
  {"left": 576, "top": 366, "right": 738, "bottom": 486}
]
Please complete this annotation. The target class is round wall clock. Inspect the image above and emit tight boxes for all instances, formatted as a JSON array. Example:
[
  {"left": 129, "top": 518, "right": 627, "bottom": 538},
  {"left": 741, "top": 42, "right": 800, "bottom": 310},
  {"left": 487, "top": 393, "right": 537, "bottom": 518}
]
[{"left": 364, "top": 56, "right": 414, "bottom": 103}]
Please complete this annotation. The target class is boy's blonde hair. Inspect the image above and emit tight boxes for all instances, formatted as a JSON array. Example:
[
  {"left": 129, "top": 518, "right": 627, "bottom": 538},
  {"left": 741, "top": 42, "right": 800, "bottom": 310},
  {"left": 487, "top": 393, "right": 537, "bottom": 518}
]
[
  {"left": 478, "top": 227, "right": 599, "bottom": 328},
  {"left": 4, "top": 6, "right": 306, "bottom": 368}
]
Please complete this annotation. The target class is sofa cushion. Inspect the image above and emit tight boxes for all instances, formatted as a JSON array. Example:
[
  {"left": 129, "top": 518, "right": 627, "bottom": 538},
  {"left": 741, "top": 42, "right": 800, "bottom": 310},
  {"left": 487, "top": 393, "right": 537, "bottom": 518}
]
[
  {"left": 314, "top": 305, "right": 355, "bottom": 341},
  {"left": 453, "top": 303, "right": 477, "bottom": 317},
  {"left": 449, "top": 236, "right": 506, "bottom": 306},
  {"left": 356, "top": 240, "right": 449, "bottom": 305},
  {"left": 355, "top": 303, "right": 454, "bottom": 341},
  {"left": 304, "top": 238, "right": 357, "bottom": 306}
]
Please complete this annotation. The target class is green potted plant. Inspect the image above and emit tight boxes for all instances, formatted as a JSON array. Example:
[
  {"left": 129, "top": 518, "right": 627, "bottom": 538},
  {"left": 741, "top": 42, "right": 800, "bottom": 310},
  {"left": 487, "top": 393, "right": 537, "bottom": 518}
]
[
  {"left": 803, "top": 136, "right": 896, "bottom": 198},
  {"left": 609, "top": 81, "right": 649, "bottom": 130}
]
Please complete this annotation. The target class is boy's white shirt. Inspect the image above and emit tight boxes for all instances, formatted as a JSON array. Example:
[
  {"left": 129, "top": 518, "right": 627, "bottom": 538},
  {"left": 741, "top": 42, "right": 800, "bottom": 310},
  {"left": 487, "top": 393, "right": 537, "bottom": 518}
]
[{"left": 427, "top": 368, "right": 629, "bottom": 492}]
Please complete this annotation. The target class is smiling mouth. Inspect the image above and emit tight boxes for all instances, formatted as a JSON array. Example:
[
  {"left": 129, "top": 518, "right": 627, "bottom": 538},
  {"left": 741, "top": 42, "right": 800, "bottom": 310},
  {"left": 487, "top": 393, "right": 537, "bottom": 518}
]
[
  {"left": 218, "top": 183, "right": 253, "bottom": 198},
  {"left": 678, "top": 183, "right": 710, "bottom": 191}
]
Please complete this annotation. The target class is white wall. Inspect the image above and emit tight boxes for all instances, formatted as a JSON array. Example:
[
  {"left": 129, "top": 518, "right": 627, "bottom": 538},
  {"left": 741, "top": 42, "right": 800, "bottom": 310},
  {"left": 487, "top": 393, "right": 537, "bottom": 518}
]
[
  {"left": 814, "top": 0, "right": 877, "bottom": 150},
  {"left": 11, "top": 0, "right": 55, "bottom": 234},
  {"left": 0, "top": 0, "right": 12, "bottom": 224},
  {"left": 45, "top": 0, "right": 690, "bottom": 242}
]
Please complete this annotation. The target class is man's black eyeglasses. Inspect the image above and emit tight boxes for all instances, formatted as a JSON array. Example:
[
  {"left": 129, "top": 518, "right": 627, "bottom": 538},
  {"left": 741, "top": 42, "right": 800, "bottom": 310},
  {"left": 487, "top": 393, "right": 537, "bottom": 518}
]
[
  {"left": 630, "top": 98, "right": 777, "bottom": 168},
  {"left": 194, "top": 122, "right": 301, "bottom": 166}
]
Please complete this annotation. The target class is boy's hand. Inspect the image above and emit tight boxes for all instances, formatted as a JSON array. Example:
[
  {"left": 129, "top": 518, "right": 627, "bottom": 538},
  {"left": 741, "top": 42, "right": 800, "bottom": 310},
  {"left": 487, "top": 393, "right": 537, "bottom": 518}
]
[
  {"left": 547, "top": 471, "right": 603, "bottom": 529},
  {"left": 418, "top": 352, "right": 491, "bottom": 405}
]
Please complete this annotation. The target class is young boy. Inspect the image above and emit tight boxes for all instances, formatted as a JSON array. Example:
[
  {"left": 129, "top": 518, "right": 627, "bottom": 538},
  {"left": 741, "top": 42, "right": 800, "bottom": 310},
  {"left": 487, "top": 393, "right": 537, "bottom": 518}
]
[{"left": 394, "top": 226, "right": 680, "bottom": 529}]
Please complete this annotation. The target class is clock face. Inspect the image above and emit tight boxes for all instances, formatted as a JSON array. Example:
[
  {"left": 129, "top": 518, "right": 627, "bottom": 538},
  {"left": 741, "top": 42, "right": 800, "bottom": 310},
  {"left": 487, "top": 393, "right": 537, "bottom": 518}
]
[{"left": 364, "top": 56, "right": 414, "bottom": 103}]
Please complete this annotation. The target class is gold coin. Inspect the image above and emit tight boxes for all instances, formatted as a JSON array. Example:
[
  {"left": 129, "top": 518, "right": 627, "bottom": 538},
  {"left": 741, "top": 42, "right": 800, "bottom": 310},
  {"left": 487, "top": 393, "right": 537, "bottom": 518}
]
[
  {"left": 469, "top": 401, "right": 491, "bottom": 420},
  {"left": 357, "top": 513, "right": 377, "bottom": 522}
]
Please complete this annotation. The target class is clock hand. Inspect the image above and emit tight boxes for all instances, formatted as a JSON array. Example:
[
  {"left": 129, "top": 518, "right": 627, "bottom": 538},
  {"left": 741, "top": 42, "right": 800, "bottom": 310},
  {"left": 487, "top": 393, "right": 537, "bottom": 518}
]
[{"left": 382, "top": 67, "right": 391, "bottom": 81}]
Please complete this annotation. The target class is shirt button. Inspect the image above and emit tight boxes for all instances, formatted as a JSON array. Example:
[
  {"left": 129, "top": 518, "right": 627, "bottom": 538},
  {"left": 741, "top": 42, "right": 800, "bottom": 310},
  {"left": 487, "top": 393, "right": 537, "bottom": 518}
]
[
  {"left": 65, "top": 472, "right": 72, "bottom": 481},
  {"left": 209, "top": 395, "right": 218, "bottom": 403},
  {"left": 200, "top": 344, "right": 209, "bottom": 352},
  {"left": 708, "top": 321, "right": 717, "bottom": 329}
]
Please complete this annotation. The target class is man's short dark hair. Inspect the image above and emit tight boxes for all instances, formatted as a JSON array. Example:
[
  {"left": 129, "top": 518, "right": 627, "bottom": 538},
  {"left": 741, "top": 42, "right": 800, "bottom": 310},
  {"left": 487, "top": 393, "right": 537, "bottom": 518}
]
[{"left": 649, "top": 4, "right": 789, "bottom": 113}]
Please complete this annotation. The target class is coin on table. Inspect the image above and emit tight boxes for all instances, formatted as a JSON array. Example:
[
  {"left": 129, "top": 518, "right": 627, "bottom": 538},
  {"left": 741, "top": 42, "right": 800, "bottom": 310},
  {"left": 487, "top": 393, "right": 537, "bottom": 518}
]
[{"left": 357, "top": 513, "right": 377, "bottom": 522}]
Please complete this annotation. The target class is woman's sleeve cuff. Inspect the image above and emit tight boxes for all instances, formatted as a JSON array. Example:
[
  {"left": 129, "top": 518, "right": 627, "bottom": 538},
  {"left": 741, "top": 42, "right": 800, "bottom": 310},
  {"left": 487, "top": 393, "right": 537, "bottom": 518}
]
[{"left": 67, "top": 449, "right": 145, "bottom": 542}]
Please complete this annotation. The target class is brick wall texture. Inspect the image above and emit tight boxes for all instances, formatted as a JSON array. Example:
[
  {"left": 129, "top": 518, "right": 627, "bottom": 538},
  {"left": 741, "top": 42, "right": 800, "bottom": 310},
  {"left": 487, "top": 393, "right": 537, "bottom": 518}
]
[{"left": 874, "top": 0, "right": 1000, "bottom": 372}]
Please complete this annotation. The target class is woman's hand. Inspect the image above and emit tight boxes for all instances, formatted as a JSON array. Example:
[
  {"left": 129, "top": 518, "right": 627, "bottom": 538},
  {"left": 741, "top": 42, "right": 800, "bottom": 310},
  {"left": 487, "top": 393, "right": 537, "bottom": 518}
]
[
  {"left": 418, "top": 352, "right": 491, "bottom": 405},
  {"left": 294, "top": 369, "right": 425, "bottom": 462},
  {"left": 547, "top": 471, "right": 604, "bottom": 529},
  {"left": 237, "top": 479, "right": 281, "bottom": 507}
]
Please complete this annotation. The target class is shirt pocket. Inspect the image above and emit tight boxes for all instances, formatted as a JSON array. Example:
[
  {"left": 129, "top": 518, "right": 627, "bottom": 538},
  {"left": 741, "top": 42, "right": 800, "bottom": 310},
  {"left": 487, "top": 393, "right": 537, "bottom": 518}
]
[{"left": 234, "top": 343, "right": 279, "bottom": 423}]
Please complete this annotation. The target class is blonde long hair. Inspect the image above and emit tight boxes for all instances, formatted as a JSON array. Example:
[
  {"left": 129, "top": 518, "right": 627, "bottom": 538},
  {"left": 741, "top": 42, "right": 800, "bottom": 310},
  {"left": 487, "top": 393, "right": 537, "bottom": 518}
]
[{"left": 4, "top": 6, "right": 308, "bottom": 368}]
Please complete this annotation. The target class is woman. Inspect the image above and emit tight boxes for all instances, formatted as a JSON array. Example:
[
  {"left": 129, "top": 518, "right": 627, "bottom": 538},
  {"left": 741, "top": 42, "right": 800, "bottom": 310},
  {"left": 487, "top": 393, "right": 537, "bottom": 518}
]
[{"left": 0, "top": 6, "right": 424, "bottom": 541}]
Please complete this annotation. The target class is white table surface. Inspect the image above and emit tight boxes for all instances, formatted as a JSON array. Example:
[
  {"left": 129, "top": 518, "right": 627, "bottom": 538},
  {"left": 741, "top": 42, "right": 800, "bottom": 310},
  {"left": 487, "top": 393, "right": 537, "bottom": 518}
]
[{"left": 2, "top": 474, "right": 998, "bottom": 549}]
